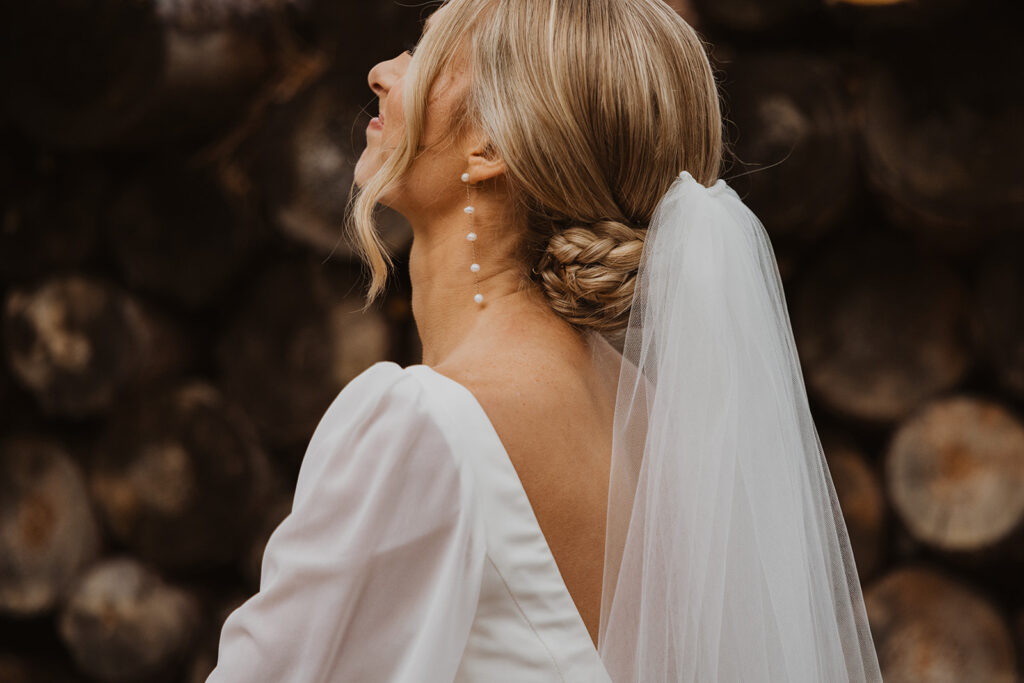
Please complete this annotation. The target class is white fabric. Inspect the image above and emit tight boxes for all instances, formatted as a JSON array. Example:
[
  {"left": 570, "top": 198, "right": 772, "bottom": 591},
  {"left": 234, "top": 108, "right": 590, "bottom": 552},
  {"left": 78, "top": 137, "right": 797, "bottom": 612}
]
[
  {"left": 589, "top": 171, "right": 883, "bottom": 682},
  {"left": 207, "top": 361, "right": 611, "bottom": 682},
  {"left": 208, "top": 171, "right": 883, "bottom": 683}
]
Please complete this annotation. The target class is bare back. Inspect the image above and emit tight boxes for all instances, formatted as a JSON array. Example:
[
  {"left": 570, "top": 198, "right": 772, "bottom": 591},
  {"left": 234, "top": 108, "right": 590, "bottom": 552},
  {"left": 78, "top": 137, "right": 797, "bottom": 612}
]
[{"left": 433, "top": 331, "right": 616, "bottom": 649}]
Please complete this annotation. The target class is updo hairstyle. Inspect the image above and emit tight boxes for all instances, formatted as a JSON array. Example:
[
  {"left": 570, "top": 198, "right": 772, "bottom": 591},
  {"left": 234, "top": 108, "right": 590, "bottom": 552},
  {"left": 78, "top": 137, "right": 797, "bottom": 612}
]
[{"left": 347, "top": 0, "right": 724, "bottom": 333}]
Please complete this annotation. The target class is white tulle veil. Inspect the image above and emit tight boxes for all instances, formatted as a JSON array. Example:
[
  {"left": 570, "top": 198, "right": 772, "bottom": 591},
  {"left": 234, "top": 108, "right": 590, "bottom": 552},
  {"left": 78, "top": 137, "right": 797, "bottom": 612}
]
[{"left": 582, "top": 171, "right": 883, "bottom": 682}]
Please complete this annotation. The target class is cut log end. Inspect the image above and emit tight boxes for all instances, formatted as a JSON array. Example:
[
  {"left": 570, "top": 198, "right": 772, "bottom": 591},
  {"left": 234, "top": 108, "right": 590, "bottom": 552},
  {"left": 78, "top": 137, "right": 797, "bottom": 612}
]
[
  {"left": 865, "top": 566, "right": 1017, "bottom": 683},
  {"left": 886, "top": 396, "right": 1024, "bottom": 554}
]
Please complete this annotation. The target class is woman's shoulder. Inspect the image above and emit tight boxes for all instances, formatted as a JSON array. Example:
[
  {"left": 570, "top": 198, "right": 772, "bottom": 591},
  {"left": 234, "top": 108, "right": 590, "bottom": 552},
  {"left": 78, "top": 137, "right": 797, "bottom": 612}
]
[
  {"left": 294, "top": 361, "right": 460, "bottom": 496},
  {"left": 311, "top": 361, "right": 431, "bottom": 438},
  {"left": 329, "top": 359, "right": 416, "bottom": 403}
]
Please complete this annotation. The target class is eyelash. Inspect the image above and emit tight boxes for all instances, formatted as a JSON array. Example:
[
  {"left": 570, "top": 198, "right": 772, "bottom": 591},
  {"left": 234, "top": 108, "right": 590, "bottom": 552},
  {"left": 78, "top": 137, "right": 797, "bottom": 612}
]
[{"left": 403, "top": 40, "right": 418, "bottom": 56}]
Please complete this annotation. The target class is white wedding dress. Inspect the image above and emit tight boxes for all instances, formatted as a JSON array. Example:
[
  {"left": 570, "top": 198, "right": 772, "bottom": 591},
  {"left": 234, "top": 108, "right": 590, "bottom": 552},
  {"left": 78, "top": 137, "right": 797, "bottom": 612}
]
[
  {"left": 207, "top": 360, "right": 614, "bottom": 682},
  {"left": 208, "top": 170, "right": 884, "bottom": 682}
]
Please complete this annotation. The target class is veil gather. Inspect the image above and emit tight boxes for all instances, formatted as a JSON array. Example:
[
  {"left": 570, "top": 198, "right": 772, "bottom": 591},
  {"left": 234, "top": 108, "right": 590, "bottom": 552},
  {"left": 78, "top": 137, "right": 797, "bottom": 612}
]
[{"left": 583, "top": 171, "right": 883, "bottom": 682}]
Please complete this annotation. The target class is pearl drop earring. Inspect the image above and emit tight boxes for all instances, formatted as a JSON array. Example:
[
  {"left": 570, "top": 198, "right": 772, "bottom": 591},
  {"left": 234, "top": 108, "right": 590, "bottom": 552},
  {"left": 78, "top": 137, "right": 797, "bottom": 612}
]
[{"left": 462, "top": 172, "right": 483, "bottom": 305}]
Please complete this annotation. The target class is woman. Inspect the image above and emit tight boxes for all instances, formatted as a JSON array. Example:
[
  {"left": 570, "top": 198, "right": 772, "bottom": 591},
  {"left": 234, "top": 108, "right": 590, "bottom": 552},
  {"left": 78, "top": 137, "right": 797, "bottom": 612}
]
[{"left": 208, "top": 1, "right": 882, "bottom": 681}]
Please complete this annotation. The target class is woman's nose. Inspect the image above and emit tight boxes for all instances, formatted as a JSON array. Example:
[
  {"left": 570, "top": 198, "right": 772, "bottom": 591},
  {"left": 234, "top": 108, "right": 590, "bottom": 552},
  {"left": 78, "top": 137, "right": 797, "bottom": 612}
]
[
  {"left": 368, "top": 61, "right": 387, "bottom": 98},
  {"left": 367, "top": 54, "right": 404, "bottom": 98}
]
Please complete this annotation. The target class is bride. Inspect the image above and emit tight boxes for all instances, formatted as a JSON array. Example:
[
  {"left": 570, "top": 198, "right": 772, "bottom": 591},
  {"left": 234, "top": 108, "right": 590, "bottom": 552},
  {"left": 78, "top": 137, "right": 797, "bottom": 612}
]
[{"left": 208, "top": 0, "right": 883, "bottom": 681}]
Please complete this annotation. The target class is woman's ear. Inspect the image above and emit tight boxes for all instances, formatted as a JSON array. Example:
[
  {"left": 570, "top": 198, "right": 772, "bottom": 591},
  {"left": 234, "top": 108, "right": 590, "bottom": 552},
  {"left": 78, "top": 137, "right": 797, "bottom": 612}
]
[{"left": 466, "top": 140, "right": 506, "bottom": 183}]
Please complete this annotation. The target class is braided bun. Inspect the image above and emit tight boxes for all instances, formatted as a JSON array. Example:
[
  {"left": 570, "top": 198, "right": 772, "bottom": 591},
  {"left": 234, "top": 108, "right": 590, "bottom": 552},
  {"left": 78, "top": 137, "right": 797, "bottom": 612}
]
[{"left": 533, "top": 219, "right": 646, "bottom": 333}]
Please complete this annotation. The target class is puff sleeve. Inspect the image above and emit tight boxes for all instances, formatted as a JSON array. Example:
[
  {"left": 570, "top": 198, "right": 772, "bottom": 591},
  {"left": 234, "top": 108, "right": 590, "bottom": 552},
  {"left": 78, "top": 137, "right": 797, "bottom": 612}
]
[{"left": 207, "top": 362, "right": 485, "bottom": 683}]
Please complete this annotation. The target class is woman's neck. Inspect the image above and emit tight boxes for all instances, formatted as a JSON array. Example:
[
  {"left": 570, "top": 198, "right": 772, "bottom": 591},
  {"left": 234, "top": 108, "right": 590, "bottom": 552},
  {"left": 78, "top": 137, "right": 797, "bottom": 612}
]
[
  {"left": 409, "top": 238, "right": 537, "bottom": 367},
  {"left": 407, "top": 198, "right": 562, "bottom": 366}
]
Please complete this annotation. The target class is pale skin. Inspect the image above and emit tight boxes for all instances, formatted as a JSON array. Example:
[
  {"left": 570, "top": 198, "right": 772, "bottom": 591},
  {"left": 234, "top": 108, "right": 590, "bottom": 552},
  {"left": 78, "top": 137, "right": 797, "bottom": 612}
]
[{"left": 354, "top": 7, "right": 613, "bottom": 650}]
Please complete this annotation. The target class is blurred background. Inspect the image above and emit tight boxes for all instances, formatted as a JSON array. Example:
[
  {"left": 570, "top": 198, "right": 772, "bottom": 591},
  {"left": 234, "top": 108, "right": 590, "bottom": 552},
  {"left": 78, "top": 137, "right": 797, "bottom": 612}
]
[{"left": 1, "top": 0, "right": 1022, "bottom": 681}]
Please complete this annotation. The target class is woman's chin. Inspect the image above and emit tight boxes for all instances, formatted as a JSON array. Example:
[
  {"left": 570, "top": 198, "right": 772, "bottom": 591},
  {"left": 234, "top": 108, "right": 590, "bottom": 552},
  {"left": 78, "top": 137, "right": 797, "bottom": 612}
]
[{"left": 353, "top": 156, "right": 374, "bottom": 190}]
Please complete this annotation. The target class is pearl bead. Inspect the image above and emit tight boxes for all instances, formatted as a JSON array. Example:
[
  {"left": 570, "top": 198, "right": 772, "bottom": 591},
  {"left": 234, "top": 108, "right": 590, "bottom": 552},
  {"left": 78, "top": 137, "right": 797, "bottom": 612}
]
[
  {"left": 464, "top": 205, "right": 474, "bottom": 214},
  {"left": 467, "top": 232, "right": 477, "bottom": 241},
  {"left": 470, "top": 263, "right": 480, "bottom": 272},
  {"left": 474, "top": 293, "right": 484, "bottom": 304},
  {"left": 461, "top": 172, "right": 470, "bottom": 182}
]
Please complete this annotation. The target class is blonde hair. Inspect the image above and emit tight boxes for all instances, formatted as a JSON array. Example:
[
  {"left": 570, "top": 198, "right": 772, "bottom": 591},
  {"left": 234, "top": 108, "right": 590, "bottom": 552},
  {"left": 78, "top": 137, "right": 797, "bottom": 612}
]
[{"left": 345, "top": 0, "right": 724, "bottom": 332}]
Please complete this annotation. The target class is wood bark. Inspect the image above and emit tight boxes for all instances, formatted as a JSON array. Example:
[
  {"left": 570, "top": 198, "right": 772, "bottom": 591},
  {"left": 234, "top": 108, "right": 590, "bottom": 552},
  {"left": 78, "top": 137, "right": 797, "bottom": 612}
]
[
  {"left": 824, "top": 0, "right": 979, "bottom": 33},
  {"left": 0, "top": 652, "right": 78, "bottom": 683},
  {"left": 820, "top": 430, "right": 887, "bottom": 580},
  {"left": 216, "top": 257, "right": 393, "bottom": 449},
  {"left": 2, "top": 275, "right": 193, "bottom": 418},
  {"left": 0, "top": 0, "right": 274, "bottom": 148},
  {"left": 864, "top": 565, "right": 1017, "bottom": 683},
  {"left": 90, "top": 380, "right": 275, "bottom": 572},
  {"left": 105, "top": 157, "right": 268, "bottom": 310},
  {"left": 856, "top": 29, "right": 1024, "bottom": 254},
  {"left": 971, "top": 231, "right": 1024, "bottom": 399},
  {"left": 720, "top": 51, "right": 857, "bottom": 242},
  {"left": 57, "top": 557, "right": 201, "bottom": 683},
  {"left": 690, "top": 0, "right": 818, "bottom": 32},
  {"left": 663, "top": 0, "right": 703, "bottom": 27},
  {"left": 0, "top": 436, "right": 101, "bottom": 617},
  {"left": 793, "top": 232, "right": 971, "bottom": 423},
  {"left": 0, "top": 152, "right": 106, "bottom": 283}
]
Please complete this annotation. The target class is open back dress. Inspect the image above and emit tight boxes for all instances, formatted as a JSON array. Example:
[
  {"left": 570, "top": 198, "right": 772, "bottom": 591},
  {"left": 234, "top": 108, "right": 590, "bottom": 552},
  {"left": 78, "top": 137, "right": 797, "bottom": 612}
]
[{"left": 206, "top": 361, "right": 614, "bottom": 682}]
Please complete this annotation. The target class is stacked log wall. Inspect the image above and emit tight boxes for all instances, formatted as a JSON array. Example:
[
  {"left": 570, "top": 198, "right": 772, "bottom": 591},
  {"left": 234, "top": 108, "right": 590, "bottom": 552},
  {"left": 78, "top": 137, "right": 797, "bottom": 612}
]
[{"left": 1, "top": 0, "right": 1021, "bottom": 680}]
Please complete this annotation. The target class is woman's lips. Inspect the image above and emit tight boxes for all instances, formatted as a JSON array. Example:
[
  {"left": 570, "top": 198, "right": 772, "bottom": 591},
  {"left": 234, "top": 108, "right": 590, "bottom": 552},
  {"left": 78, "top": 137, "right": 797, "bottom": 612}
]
[{"left": 368, "top": 116, "right": 383, "bottom": 130}]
